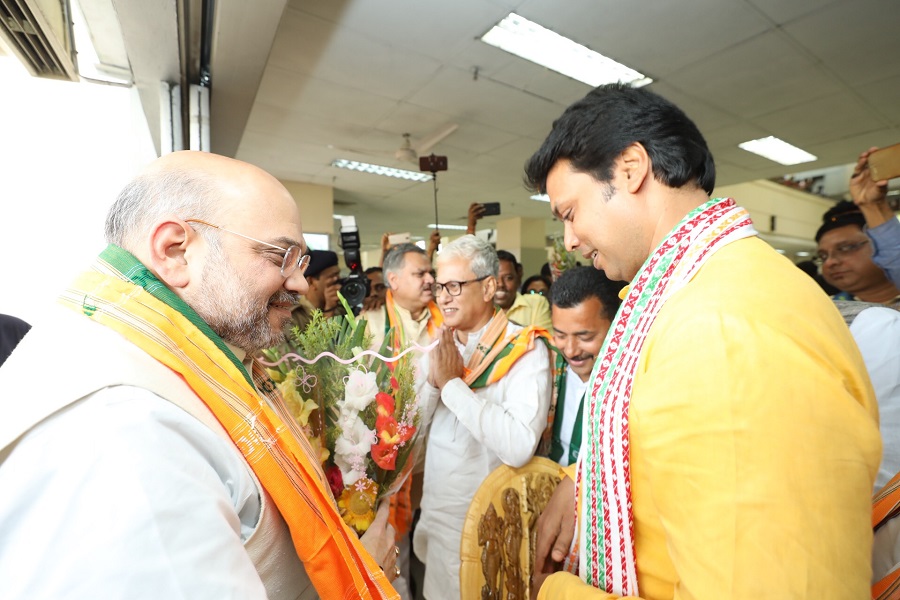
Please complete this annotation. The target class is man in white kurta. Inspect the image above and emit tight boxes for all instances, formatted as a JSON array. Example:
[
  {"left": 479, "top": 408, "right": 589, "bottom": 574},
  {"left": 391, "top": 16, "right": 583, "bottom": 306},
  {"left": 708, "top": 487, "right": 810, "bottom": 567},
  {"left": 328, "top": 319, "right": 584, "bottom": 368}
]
[
  {"left": 0, "top": 305, "right": 315, "bottom": 599},
  {"left": 413, "top": 235, "right": 552, "bottom": 600}
]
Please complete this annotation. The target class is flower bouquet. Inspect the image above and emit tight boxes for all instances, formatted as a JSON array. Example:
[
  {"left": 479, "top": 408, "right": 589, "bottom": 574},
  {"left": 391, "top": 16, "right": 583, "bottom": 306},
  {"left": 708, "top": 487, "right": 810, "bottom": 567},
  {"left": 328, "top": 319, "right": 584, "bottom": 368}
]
[
  {"left": 261, "top": 298, "right": 421, "bottom": 534},
  {"left": 549, "top": 235, "right": 578, "bottom": 282}
]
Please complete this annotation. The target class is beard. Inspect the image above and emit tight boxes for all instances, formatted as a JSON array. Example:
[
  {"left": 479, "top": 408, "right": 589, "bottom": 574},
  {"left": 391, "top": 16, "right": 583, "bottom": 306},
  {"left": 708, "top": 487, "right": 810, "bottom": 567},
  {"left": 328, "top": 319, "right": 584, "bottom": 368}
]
[{"left": 189, "top": 241, "right": 298, "bottom": 354}]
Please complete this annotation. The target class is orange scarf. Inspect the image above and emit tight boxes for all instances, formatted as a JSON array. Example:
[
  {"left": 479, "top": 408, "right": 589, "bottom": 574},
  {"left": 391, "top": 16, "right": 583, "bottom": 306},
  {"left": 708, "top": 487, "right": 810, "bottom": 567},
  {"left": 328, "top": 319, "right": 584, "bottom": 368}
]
[
  {"left": 384, "top": 290, "right": 443, "bottom": 350},
  {"left": 63, "top": 246, "right": 397, "bottom": 599},
  {"left": 873, "top": 472, "right": 900, "bottom": 599},
  {"left": 462, "top": 310, "right": 551, "bottom": 388}
]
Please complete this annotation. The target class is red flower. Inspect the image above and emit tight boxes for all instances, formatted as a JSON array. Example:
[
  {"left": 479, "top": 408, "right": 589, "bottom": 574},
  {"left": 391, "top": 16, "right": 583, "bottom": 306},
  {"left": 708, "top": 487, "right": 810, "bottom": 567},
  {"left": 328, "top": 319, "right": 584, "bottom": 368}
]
[
  {"left": 371, "top": 441, "right": 398, "bottom": 470},
  {"left": 375, "top": 392, "right": 395, "bottom": 418},
  {"left": 325, "top": 465, "right": 344, "bottom": 497},
  {"left": 376, "top": 415, "right": 415, "bottom": 446},
  {"left": 390, "top": 376, "right": 399, "bottom": 391}
]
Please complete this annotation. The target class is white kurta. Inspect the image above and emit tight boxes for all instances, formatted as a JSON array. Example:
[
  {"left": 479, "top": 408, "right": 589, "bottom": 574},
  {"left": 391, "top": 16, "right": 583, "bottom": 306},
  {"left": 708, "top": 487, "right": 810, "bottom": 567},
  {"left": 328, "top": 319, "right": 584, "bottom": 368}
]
[
  {"left": 0, "top": 305, "right": 315, "bottom": 599},
  {"left": 556, "top": 365, "right": 589, "bottom": 467},
  {"left": 412, "top": 321, "right": 552, "bottom": 600}
]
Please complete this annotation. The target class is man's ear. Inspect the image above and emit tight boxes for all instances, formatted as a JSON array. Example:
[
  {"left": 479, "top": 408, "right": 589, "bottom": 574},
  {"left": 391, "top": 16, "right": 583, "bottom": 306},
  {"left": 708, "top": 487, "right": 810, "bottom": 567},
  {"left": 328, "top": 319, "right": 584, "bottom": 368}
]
[
  {"left": 484, "top": 276, "right": 497, "bottom": 303},
  {"left": 619, "top": 142, "right": 651, "bottom": 194},
  {"left": 147, "top": 220, "right": 193, "bottom": 289},
  {"left": 385, "top": 271, "right": 398, "bottom": 291}
]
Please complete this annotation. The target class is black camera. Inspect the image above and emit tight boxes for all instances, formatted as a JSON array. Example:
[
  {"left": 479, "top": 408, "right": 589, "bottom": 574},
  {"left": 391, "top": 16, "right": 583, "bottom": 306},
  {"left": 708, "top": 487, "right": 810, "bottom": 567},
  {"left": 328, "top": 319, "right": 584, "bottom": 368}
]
[{"left": 338, "top": 218, "right": 370, "bottom": 316}]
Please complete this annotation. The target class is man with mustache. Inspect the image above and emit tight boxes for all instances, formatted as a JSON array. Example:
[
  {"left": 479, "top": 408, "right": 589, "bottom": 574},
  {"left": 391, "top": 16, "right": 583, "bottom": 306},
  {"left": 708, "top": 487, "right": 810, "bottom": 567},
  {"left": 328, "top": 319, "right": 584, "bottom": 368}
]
[
  {"left": 527, "top": 84, "right": 879, "bottom": 599},
  {"left": 546, "top": 267, "right": 624, "bottom": 467},
  {"left": 414, "top": 235, "right": 552, "bottom": 600},
  {"left": 363, "top": 243, "right": 439, "bottom": 351},
  {"left": 0, "top": 151, "right": 398, "bottom": 599}
]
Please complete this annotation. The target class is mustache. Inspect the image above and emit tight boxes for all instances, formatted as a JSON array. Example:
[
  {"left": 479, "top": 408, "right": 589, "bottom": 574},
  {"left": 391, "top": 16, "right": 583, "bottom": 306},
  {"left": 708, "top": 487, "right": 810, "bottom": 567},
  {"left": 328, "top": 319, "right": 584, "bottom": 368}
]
[
  {"left": 567, "top": 353, "right": 595, "bottom": 363},
  {"left": 269, "top": 290, "right": 300, "bottom": 305}
]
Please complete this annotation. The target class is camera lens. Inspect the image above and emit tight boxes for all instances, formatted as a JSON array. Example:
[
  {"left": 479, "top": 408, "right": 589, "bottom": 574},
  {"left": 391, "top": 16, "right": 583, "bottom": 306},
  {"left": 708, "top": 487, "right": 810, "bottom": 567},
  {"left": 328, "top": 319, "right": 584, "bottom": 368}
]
[{"left": 340, "top": 277, "right": 368, "bottom": 311}]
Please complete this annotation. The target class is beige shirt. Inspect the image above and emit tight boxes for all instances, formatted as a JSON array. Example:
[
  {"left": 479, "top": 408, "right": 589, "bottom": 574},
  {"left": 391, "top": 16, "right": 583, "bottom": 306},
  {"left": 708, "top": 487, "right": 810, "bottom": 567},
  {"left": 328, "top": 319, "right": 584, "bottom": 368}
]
[
  {"left": 362, "top": 301, "right": 435, "bottom": 350},
  {"left": 505, "top": 292, "right": 553, "bottom": 332}
]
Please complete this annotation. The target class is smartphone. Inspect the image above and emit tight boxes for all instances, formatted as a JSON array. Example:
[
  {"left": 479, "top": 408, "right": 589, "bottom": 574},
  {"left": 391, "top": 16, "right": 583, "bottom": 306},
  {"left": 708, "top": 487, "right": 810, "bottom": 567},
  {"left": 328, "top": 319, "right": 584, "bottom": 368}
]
[
  {"left": 868, "top": 143, "right": 900, "bottom": 182},
  {"left": 482, "top": 202, "right": 501, "bottom": 216},
  {"left": 388, "top": 232, "right": 411, "bottom": 245}
]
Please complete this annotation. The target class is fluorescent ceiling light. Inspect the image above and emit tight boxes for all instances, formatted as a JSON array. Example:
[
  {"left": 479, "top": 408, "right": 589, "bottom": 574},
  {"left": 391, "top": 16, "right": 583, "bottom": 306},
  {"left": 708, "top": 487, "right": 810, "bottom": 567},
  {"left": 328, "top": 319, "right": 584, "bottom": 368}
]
[
  {"left": 795, "top": 251, "right": 811, "bottom": 257},
  {"left": 427, "top": 223, "right": 468, "bottom": 230},
  {"left": 481, "top": 13, "right": 652, "bottom": 88},
  {"left": 331, "top": 159, "right": 433, "bottom": 182},
  {"left": 738, "top": 136, "right": 817, "bottom": 166},
  {"left": 531, "top": 193, "right": 550, "bottom": 202}
]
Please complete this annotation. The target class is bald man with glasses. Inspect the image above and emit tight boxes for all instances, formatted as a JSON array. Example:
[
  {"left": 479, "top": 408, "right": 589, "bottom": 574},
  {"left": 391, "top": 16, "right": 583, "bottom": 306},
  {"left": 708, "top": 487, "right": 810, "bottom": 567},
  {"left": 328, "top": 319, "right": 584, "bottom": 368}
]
[
  {"left": 0, "top": 151, "right": 399, "bottom": 599},
  {"left": 413, "top": 235, "right": 552, "bottom": 600}
]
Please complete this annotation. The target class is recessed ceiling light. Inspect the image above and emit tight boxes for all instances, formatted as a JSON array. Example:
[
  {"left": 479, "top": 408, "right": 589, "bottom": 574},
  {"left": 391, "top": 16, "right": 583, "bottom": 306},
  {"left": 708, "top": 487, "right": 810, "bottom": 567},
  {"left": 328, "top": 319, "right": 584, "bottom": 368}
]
[
  {"left": 331, "top": 159, "right": 433, "bottom": 182},
  {"left": 426, "top": 223, "right": 468, "bottom": 230},
  {"left": 530, "top": 193, "right": 550, "bottom": 202},
  {"left": 481, "top": 13, "right": 652, "bottom": 88},
  {"left": 796, "top": 251, "right": 811, "bottom": 257},
  {"left": 738, "top": 136, "right": 817, "bottom": 166}
]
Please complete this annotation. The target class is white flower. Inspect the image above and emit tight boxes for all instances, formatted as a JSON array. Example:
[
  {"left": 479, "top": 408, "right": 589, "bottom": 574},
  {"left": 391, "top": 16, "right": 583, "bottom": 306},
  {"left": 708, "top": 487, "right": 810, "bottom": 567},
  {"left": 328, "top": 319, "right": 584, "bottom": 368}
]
[
  {"left": 334, "top": 452, "right": 367, "bottom": 486},
  {"left": 343, "top": 369, "right": 378, "bottom": 412},
  {"left": 334, "top": 416, "right": 375, "bottom": 486},
  {"left": 335, "top": 416, "right": 376, "bottom": 457}
]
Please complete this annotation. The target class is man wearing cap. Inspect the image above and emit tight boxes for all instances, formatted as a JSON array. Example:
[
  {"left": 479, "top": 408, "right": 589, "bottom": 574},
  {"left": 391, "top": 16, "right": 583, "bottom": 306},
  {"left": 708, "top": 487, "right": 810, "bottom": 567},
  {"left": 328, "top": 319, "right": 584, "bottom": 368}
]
[
  {"left": 815, "top": 200, "right": 900, "bottom": 310},
  {"left": 280, "top": 250, "right": 342, "bottom": 336}
]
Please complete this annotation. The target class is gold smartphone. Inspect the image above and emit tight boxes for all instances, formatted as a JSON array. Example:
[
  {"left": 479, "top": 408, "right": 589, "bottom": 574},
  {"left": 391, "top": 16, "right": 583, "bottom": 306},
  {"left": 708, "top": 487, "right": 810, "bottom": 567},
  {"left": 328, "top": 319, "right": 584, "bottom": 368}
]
[{"left": 868, "top": 143, "right": 900, "bottom": 181}]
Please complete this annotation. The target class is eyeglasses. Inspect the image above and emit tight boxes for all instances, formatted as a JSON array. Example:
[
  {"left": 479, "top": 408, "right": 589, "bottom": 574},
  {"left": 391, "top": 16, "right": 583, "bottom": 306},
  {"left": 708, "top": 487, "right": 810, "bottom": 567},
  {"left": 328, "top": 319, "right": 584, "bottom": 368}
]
[
  {"left": 814, "top": 239, "right": 869, "bottom": 266},
  {"left": 527, "top": 289, "right": 546, "bottom": 296},
  {"left": 431, "top": 275, "right": 489, "bottom": 297},
  {"left": 185, "top": 218, "right": 311, "bottom": 278}
]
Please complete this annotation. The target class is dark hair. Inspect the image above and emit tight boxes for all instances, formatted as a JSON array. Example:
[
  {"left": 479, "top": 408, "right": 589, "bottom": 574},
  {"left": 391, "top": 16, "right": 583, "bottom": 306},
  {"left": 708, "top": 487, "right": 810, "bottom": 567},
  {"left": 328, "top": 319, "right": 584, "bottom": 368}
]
[
  {"left": 496, "top": 250, "right": 523, "bottom": 278},
  {"left": 521, "top": 274, "right": 552, "bottom": 295},
  {"left": 540, "top": 262, "right": 552, "bottom": 279},
  {"left": 524, "top": 83, "right": 716, "bottom": 196},
  {"left": 815, "top": 200, "right": 866, "bottom": 242},
  {"left": 549, "top": 266, "right": 626, "bottom": 322},
  {"left": 364, "top": 266, "right": 383, "bottom": 275},
  {"left": 496, "top": 250, "right": 519, "bottom": 268}
]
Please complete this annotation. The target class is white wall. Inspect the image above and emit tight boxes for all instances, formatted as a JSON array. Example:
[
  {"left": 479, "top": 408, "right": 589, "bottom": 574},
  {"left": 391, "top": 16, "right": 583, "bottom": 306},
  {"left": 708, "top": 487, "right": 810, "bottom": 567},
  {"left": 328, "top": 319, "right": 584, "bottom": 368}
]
[{"left": 0, "top": 57, "right": 156, "bottom": 323}]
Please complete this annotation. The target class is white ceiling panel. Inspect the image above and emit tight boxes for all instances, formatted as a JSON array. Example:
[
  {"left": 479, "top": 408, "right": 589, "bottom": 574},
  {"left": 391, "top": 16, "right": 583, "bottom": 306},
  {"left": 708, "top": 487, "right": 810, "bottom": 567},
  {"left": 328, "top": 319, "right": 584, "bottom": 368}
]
[{"left": 222, "top": 0, "right": 900, "bottom": 248}]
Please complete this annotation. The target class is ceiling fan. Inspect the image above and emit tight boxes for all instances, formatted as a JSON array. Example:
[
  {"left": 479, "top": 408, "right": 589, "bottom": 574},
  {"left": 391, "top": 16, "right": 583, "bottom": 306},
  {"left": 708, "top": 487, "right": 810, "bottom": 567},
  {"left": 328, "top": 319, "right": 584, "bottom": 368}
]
[{"left": 330, "top": 123, "right": 459, "bottom": 165}]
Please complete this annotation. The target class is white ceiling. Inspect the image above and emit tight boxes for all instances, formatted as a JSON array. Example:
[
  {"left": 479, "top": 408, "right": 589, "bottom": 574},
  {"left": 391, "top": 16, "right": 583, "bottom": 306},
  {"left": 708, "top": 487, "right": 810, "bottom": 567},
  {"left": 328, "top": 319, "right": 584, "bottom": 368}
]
[{"left": 231, "top": 0, "right": 900, "bottom": 250}]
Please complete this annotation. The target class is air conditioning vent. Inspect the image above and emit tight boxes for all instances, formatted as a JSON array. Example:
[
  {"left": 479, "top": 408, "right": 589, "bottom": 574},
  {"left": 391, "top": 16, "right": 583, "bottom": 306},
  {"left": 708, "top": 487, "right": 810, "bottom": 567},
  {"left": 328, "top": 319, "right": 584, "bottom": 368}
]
[{"left": 0, "top": 0, "right": 77, "bottom": 81}]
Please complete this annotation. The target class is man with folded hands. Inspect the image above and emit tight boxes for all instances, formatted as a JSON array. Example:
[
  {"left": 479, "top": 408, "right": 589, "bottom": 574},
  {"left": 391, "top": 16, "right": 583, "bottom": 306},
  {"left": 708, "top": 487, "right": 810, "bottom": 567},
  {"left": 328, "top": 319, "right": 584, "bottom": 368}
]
[{"left": 415, "top": 234, "right": 553, "bottom": 600}]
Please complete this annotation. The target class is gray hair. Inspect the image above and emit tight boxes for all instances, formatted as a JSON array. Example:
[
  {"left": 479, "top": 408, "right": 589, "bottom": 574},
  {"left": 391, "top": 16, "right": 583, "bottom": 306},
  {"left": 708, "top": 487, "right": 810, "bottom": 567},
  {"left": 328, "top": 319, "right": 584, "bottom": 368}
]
[
  {"left": 438, "top": 235, "right": 499, "bottom": 279},
  {"left": 104, "top": 168, "right": 221, "bottom": 251},
  {"left": 383, "top": 243, "right": 428, "bottom": 289}
]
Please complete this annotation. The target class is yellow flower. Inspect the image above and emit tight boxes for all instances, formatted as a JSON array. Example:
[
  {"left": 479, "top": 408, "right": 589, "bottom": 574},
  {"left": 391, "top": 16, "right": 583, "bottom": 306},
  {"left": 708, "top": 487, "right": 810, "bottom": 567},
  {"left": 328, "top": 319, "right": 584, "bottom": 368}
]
[
  {"left": 278, "top": 373, "right": 319, "bottom": 427},
  {"left": 266, "top": 368, "right": 286, "bottom": 384},
  {"left": 278, "top": 372, "right": 302, "bottom": 411},
  {"left": 307, "top": 434, "right": 331, "bottom": 463},
  {"left": 338, "top": 478, "right": 378, "bottom": 533},
  {"left": 295, "top": 397, "right": 318, "bottom": 427}
]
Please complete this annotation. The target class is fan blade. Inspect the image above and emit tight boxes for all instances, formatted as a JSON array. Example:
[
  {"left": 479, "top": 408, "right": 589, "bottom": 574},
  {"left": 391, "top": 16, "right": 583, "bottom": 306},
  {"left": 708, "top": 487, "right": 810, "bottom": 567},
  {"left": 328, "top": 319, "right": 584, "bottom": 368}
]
[
  {"left": 328, "top": 143, "right": 394, "bottom": 158},
  {"left": 414, "top": 123, "right": 459, "bottom": 154}
]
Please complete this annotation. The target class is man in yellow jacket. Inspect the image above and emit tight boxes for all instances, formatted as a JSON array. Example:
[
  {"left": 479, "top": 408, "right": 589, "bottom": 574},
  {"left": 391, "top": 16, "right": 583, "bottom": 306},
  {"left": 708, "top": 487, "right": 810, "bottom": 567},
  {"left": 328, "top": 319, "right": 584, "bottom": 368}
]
[{"left": 525, "top": 84, "right": 880, "bottom": 599}]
